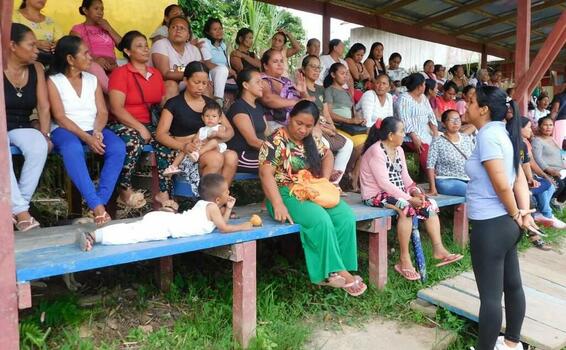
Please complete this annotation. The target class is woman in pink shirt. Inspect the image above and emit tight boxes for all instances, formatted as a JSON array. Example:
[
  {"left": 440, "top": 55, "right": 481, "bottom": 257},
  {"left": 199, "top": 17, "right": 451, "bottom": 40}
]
[
  {"left": 359, "top": 117, "right": 463, "bottom": 281},
  {"left": 71, "top": 0, "right": 121, "bottom": 92}
]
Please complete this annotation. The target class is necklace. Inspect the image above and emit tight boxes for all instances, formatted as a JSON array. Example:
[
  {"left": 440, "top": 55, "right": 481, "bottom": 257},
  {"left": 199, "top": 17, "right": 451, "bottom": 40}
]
[{"left": 6, "top": 67, "right": 26, "bottom": 98}]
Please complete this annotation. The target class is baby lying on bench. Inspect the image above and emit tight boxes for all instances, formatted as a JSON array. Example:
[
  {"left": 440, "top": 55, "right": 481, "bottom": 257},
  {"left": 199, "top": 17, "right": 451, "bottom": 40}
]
[{"left": 78, "top": 174, "right": 258, "bottom": 251}]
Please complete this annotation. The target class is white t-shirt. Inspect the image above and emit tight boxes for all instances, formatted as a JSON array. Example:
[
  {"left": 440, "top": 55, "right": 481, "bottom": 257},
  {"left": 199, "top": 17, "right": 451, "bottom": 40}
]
[
  {"left": 198, "top": 125, "right": 227, "bottom": 153},
  {"left": 150, "top": 39, "right": 202, "bottom": 71},
  {"left": 149, "top": 25, "right": 168, "bottom": 40},
  {"left": 50, "top": 72, "right": 98, "bottom": 131},
  {"left": 356, "top": 91, "right": 393, "bottom": 127},
  {"left": 318, "top": 55, "right": 348, "bottom": 87}
]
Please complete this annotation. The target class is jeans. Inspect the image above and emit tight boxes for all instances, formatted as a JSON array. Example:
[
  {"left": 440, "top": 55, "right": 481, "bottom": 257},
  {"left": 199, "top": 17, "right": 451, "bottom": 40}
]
[
  {"left": 531, "top": 175, "right": 555, "bottom": 218},
  {"left": 435, "top": 178, "right": 468, "bottom": 197},
  {"left": 51, "top": 127, "right": 126, "bottom": 210},
  {"left": 8, "top": 128, "right": 48, "bottom": 215}
]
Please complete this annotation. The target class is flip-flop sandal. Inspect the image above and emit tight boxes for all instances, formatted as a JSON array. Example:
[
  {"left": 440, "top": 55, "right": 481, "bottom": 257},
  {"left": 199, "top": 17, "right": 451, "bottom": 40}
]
[
  {"left": 163, "top": 165, "right": 182, "bottom": 177},
  {"left": 77, "top": 232, "right": 96, "bottom": 252},
  {"left": 93, "top": 212, "right": 111, "bottom": 226},
  {"left": 394, "top": 264, "right": 421, "bottom": 281},
  {"left": 342, "top": 279, "right": 367, "bottom": 297},
  {"left": 15, "top": 217, "right": 40, "bottom": 232},
  {"left": 318, "top": 273, "right": 346, "bottom": 288},
  {"left": 434, "top": 254, "right": 464, "bottom": 267},
  {"left": 117, "top": 191, "right": 147, "bottom": 209},
  {"left": 530, "top": 238, "right": 551, "bottom": 251}
]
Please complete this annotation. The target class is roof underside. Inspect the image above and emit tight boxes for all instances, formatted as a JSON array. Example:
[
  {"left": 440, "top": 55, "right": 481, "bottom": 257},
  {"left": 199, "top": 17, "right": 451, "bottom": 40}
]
[{"left": 267, "top": 0, "right": 566, "bottom": 64}]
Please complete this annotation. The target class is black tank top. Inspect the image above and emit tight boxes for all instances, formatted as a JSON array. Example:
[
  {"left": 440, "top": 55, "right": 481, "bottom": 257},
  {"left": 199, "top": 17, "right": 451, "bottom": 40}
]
[{"left": 4, "top": 65, "right": 37, "bottom": 130}]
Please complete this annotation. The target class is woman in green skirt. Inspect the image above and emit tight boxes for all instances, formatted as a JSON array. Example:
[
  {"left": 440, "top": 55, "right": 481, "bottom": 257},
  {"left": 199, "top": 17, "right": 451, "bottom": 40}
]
[{"left": 259, "top": 100, "right": 367, "bottom": 296}]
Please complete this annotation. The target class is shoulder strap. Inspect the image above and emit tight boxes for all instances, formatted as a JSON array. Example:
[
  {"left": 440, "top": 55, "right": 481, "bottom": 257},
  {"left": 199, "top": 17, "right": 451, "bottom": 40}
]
[
  {"left": 441, "top": 134, "right": 468, "bottom": 160},
  {"left": 131, "top": 72, "right": 149, "bottom": 108}
]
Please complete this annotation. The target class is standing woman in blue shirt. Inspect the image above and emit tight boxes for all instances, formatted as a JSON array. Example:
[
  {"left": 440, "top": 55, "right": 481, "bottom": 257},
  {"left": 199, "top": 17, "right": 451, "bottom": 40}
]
[{"left": 465, "top": 86, "right": 535, "bottom": 350}]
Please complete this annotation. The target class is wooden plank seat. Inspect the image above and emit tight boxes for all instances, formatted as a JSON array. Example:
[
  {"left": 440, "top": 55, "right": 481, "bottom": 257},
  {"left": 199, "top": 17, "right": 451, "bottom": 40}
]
[{"left": 14, "top": 193, "right": 466, "bottom": 348}]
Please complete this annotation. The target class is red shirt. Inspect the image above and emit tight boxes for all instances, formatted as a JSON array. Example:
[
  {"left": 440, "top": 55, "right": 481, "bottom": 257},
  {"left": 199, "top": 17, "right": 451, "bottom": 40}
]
[
  {"left": 434, "top": 95, "right": 457, "bottom": 115},
  {"left": 108, "top": 63, "right": 165, "bottom": 124}
]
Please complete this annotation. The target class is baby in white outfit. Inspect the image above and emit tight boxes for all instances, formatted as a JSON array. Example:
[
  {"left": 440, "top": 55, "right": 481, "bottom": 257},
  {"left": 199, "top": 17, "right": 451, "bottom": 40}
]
[{"left": 164, "top": 100, "right": 227, "bottom": 176}]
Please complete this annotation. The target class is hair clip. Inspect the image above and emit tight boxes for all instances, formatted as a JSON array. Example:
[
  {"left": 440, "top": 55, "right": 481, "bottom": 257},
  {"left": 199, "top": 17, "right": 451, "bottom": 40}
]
[{"left": 374, "top": 119, "right": 383, "bottom": 129}]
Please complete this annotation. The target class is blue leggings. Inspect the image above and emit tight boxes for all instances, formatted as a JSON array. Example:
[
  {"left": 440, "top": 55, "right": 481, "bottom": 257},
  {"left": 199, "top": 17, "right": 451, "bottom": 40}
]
[{"left": 51, "top": 127, "right": 126, "bottom": 210}]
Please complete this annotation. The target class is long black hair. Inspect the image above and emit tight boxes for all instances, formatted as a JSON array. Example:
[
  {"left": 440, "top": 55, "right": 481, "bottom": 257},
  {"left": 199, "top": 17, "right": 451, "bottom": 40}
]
[
  {"left": 19, "top": 0, "right": 26, "bottom": 9},
  {"left": 368, "top": 42, "right": 386, "bottom": 74},
  {"left": 402, "top": 73, "right": 426, "bottom": 92},
  {"left": 183, "top": 61, "right": 209, "bottom": 78},
  {"left": 235, "top": 28, "right": 253, "bottom": 47},
  {"left": 443, "top": 80, "right": 458, "bottom": 94},
  {"left": 424, "top": 79, "right": 437, "bottom": 97},
  {"left": 117, "top": 30, "right": 146, "bottom": 61},
  {"left": 362, "top": 117, "right": 403, "bottom": 154},
  {"left": 236, "top": 68, "right": 260, "bottom": 98},
  {"left": 49, "top": 35, "right": 83, "bottom": 75},
  {"left": 203, "top": 17, "right": 223, "bottom": 44},
  {"left": 289, "top": 100, "right": 322, "bottom": 176},
  {"left": 346, "top": 43, "right": 366, "bottom": 59},
  {"left": 11, "top": 23, "right": 33, "bottom": 43},
  {"left": 323, "top": 62, "right": 345, "bottom": 89},
  {"left": 476, "top": 86, "right": 522, "bottom": 171}
]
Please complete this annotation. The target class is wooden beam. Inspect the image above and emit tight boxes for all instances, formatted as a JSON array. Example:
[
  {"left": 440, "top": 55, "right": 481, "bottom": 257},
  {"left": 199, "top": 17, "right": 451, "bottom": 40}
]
[
  {"left": 0, "top": 0, "right": 19, "bottom": 348},
  {"left": 454, "top": 0, "right": 565, "bottom": 36},
  {"left": 374, "top": 0, "right": 418, "bottom": 15},
  {"left": 258, "top": 0, "right": 513, "bottom": 59},
  {"left": 481, "top": 44, "right": 488, "bottom": 68},
  {"left": 490, "top": 14, "right": 561, "bottom": 42},
  {"left": 322, "top": 2, "right": 330, "bottom": 54},
  {"left": 514, "top": 0, "right": 531, "bottom": 115},
  {"left": 417, "top": 0, "right": 492, "bottom": 27},
  {"left": 513, "top": 10, "right": 566, "bottom": 105}
]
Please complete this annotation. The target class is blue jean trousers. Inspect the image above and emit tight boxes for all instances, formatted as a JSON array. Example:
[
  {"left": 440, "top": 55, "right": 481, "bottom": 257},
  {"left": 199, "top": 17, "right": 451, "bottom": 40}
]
[
  {"left": 51, "top": 127, "right": 126, "bottom": 210},
  {"left": 531, "top": 175, "right": 555, "bottom": 218},
  {"left": 435, "top": 178, "right": 468, "bottom": 197}
]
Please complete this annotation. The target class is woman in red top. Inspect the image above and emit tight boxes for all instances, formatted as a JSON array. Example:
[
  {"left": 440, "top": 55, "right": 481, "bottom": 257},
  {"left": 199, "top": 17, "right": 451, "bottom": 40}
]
[
  {"left": 433, "top": 81, "right": 458, "bottom": 122},
  {"left": 108, "top": 31, "right": 172, "bottom": 210}
]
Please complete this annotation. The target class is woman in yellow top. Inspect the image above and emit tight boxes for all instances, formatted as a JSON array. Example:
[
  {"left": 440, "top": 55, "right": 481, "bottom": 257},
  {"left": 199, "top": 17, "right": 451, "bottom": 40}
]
[{"left": 13, "top": 0, "right": 63, "bottom": 66}]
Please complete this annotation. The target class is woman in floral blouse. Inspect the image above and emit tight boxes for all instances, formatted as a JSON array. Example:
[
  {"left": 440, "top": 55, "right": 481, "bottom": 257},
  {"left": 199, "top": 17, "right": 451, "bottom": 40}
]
[{"left": 259, "top": 100, "right": 367, "bottom": 296}]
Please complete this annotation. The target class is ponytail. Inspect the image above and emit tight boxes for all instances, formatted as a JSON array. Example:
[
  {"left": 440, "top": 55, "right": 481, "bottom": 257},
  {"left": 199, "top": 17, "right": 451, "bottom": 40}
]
[{"left": 362, "top": 117, "right": 402, "bottom": 154}]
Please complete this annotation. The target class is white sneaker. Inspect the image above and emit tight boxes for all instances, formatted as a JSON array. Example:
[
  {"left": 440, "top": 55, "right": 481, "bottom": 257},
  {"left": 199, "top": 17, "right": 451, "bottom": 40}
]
[
  {"left": 494, "top": 336, "right": 524, "bottom": 350},
  {"left": 551, "top": 216, "right": 566, "bottom": 229}
]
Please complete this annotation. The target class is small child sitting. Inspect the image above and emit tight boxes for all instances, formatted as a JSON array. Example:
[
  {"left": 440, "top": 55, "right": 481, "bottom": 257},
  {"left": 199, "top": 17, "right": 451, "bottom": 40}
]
[
  {"left": 78, "top": 174, "right": 254, "bottom": 251},
  {"left": 164, "top": 100, "right": 228, "bottom": 176}
]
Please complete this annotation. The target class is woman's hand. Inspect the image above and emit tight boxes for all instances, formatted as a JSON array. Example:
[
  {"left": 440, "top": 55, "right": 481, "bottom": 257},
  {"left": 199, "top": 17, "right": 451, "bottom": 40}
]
[
  {"left": 137, "top": 126, "right": 152, "bottom": 143},
  {"left": 272, "top": 202, "right": 294, "bottom": 224},
  {"left": 92, "top": 130, "right": 104, "bottom": 142},
  {"left": 85, "top": 134, "right": 106, "bottom": 155},
  {"left": 513, "top": 209, "right": 537, "bottom": 231},
  {"left": 411, "top": 135, "right": 424, "bottom": 154},
  {"left": 528, "top": 178, "right": 540, "bottom": 189},
  {"left": 408, "top": 196, "right": 424, "bottom": 209},
  {"left": 94, "top": 57, "right": 113, "bottom": 71},
  {"left": 183, "top": 139, "right": 199, "bottom": 154},
  {"left": 349, "top": 117, "right": 365, "bottom": 125},
  {"left": 37, "top": 40, "right": 55, "bottom": 53},
  {"left": 97, "top": 18, "right": 114, "bottom": 33}
]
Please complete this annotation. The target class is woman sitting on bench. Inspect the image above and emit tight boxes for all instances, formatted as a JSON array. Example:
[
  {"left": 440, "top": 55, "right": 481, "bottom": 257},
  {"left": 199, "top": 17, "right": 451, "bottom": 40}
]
[
  {"left": 6, "top": 23, "right": 50, "bottom": 231},
  {"left": 259, "top": 100, "right": 367, "bottom": 297},
  {"left": 47, "top": 35, "right": 126, "bottom": 226},
  {"left": 359, "top": 117, "right": 463, "bottom": 281}
]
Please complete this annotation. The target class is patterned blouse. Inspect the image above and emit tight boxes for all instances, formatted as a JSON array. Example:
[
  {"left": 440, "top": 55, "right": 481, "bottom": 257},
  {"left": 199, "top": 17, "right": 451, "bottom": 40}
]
[
  {"left": 426, "top": 133, "right": 474, "bottom": 180},
  {"left": 383, "top": 143, "right": 405, "bottom": 191},
  {"left": 394, "top": 92, "right": 437, "bottom": 144},
  {"left": 259, "top": 128, "right": 328, "bottom": 187}
]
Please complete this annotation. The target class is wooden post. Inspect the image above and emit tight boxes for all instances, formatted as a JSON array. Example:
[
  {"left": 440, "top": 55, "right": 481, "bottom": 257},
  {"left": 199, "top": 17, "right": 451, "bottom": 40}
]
[
  {"left": 232, "top": 241, "right": 256, "bottom": 349},
  {"left": 155, "top": 256, "right": 173, "bottom": 292},
  {"left": 322, "top": 3, "right": 330, "bottom": 54},
  {"left": 481, "top": 44, "right": 488, "bottom": 69},
  {"left": 148, "top": 152, "right": 160, "bottom": 210},
  {"left": 366, "top": 217, "right": 390, "bottom": 289},
  {"left": 514, "top": 0, "right": 531, "bottom": 115},
  {"left": 17, "top": 283, "right": 32, "bottom": 310},
  {"left": 0, "top": 0, "right": 20, "bottom": 348},
  {"left": 453, "top": 204, "right": 469, "bottom": 248}
]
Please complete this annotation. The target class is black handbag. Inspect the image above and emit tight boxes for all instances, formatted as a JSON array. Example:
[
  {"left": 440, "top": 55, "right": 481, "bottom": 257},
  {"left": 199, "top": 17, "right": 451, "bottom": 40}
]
[
  {"left": 132, "top": 74, "right": 162, "bottom": 127},
  {"left": 335, "top": 122, "right": 368, "bottom": 135}
]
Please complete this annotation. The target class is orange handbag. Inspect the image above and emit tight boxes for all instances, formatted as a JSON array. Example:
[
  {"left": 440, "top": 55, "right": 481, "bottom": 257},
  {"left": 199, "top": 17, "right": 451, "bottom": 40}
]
[{"left": 289, "top": 170, "right": 340, "bottom": 208}]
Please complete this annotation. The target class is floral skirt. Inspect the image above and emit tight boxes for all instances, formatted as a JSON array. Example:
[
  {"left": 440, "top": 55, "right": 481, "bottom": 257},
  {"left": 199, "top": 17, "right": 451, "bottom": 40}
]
[
  {"left": 179, "top": 156, "right": 201, "bottom": 196},
  {"left": 363, "top": 192, "right": 439, "bottom": 220}
]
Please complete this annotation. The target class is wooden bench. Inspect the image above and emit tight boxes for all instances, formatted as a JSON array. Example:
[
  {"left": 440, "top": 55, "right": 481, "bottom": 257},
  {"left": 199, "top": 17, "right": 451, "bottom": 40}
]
[{"left": 14, "top": 193, "right": 467, "bottom": 348}]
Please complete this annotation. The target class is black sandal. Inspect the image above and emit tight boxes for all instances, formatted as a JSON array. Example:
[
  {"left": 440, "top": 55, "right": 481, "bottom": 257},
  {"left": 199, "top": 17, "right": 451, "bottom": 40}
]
[{"left": 530, "top": 237, "right": 551, "bottom": 251}]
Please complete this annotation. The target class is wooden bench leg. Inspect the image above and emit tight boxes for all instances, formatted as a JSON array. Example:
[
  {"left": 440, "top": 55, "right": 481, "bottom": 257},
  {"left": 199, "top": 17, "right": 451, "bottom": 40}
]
[
  {"left": 367, "top": 217, "right": 391, "bottom": 290},
  {"left": 155, "top": 256, "right": 173, "bottom": 293},
  {"left": 453, "top": 204, "right": 469, "bottom": 248},
  {"left": 17, "top": 282, "right": 32, "bottom": 309},
  {"left": 232, "top": 241, "right": 257, "bottom": 349}
]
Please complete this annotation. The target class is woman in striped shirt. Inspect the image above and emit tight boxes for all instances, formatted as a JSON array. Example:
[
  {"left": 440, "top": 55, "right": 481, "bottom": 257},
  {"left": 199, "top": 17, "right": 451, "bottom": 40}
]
[{"left": 394, "top": 73, "right": 438, "bottom": 171}]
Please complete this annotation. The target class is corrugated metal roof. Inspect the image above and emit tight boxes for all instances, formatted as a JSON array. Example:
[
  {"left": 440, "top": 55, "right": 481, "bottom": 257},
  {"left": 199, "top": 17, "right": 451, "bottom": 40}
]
[{"left": 292, "top": 0, "right": 566, "bottom": 63}]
